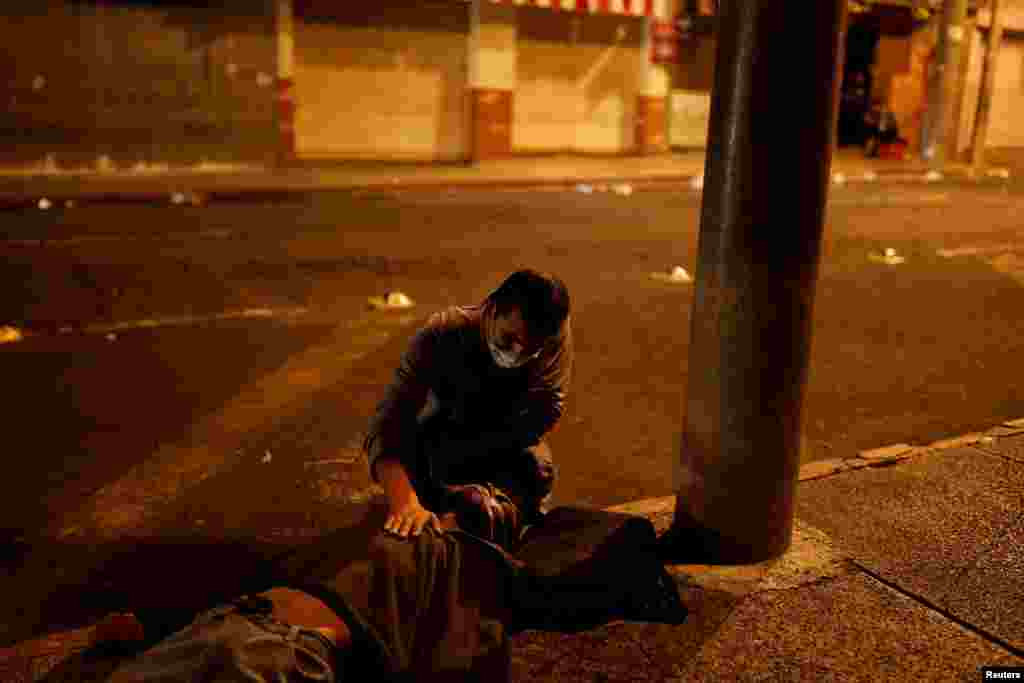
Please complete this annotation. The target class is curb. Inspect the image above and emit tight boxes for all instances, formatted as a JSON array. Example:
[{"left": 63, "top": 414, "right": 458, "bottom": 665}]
[
  {"left": 0, "top": 168, "right": 1013, "bottom": 209},
  {"left": 796, "top": 418, "right": 1024, "bottom": 482},
  {"left": 0, "top": 174, "right": 693, "bottom": 209}
]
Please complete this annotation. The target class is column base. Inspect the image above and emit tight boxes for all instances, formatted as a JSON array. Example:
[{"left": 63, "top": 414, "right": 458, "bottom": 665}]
[
  {"left": 469, "top": 88, "right": 513, "bottom": 161},
  {"left": 635, "top": 95, "right": 668, "bottom": 154},
  {"left": 659, "top": 499, "right": 793, "bottom": 565}
]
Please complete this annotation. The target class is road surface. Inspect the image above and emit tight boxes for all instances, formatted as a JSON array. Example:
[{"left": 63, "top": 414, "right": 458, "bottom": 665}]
[{"left": 3, "top": 181, "right": 1024, "bottom": 548}]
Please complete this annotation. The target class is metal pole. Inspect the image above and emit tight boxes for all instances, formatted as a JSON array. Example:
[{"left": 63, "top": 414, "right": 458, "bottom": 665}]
[
  {"left": 971, "top": 0, "right": 1004, "bottom": 174},
  {"left": 928, "top": 0, "right": 970, "bottom": 168},
  {"left": 949, "top": 12, "right": 976, "bottom": 161},
  {"left": 662, "top": 0, "right": 846, "bottom": 563}
]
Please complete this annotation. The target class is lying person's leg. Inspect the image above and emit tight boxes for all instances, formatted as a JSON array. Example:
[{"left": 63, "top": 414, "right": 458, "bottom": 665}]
[{"left": 107, "top": 591, "right": 343, "bottom": 682}]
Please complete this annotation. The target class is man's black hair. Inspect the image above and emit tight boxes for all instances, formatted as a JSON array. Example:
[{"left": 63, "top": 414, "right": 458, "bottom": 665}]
[{"left": 487, "top": 269, "right": 570, "bottom": 341}]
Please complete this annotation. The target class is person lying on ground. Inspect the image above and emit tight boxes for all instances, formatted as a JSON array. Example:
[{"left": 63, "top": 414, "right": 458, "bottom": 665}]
[
  {"left": 107, "top": 504, "right": 517, "bottom": 682},
  {"left": 106, "top": 502, "right": 686, "bottom": 682},
  {"left": 364, "top": 269, "right": 573, "bottom": 549}
]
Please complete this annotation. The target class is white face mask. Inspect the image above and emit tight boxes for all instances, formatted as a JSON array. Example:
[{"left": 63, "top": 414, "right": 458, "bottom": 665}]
[
  {"left": 488, "top": 341, "right": 533, "bottom": 369},
  {"left": 486, "top": 309, "right": 543, "bottom": 369}
]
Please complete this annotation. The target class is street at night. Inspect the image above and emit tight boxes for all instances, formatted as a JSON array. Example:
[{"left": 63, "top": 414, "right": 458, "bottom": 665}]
[
  {"left": 4, "top": 181, "right": 1024, "bottom": 546},
  {"left": 5, "top": 0, "right": 1024, "bottom": 678}
]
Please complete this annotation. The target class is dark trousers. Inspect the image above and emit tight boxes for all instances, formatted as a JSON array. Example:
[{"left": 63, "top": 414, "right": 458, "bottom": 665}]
[
  {"left": 111, "top": 594, "right": 337, "bottom": 681},
  {"left": 406, "top": 416, "right": 556, "bottom": 525}
]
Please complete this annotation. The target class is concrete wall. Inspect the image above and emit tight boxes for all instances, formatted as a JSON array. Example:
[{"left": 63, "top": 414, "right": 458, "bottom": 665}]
[
  {"left": 514, "top": 8, "right": 645, "bottom": 154},
  {"left": 293, "top": 1, "right": 469, "bottom": 161},
  {"left": 0, "top": 0, "right": 278, "bottom": 167},
  {"left": 958, "top": 25, "right": 1024, "bottom": 154},
  {"left": 669, "top": 90, "right": 711, "bottom": 148}
]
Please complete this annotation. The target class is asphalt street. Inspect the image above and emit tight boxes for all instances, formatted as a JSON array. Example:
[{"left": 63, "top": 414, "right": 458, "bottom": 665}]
[{"left": 3, "top": 182, "right": 1024, "bottom": 548}]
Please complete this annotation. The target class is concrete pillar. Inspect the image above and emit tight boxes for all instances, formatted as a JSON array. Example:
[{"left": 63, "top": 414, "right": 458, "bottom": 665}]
[
  {"left": 275, "top": 0, "right": 296, "bottom": 165},
  {"left": 970, "top": 0, "right": 1004, "bottom": 174},
  {"left": 949, "top": 14, "right": 976, "bottom": 161},
  {"left": 468, "top": 1, "right": 517, "bottom": 161},
  {"left": 926, "top": 0, "right": 970, "bottom": 167},
  {"left": 636, "top": 9, "right": 672, "bottom": 154},
  {"left": 663, "top": 0, "right": 846, "bottom": 564}
]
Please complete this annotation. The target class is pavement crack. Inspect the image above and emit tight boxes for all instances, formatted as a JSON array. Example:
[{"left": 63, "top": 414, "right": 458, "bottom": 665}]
[{"left": 849, "top": 559, "right": 1024, "bottom": 659}]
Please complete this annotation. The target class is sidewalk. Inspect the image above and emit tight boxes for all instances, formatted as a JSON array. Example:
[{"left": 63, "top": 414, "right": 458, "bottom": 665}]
[
  {"left": 2, "top": 421, "right": 1021, "bottom": 681},
  {"left": 0, "top": 149, "right": 1016, "bottom": 209}
]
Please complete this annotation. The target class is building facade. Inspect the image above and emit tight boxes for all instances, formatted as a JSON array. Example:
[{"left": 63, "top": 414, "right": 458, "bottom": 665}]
[
  {"left": 1, "top": 0, "right": 1020, "bottom": 168},
  {"left": 288, "top": 0, "right": 675, "bottom": 161},
  {"left": 955, "top": 1, "right": 1024, "bottom": 157},
  {"left": 667, "top": 0, "right": 1024, "bottom": 159}
]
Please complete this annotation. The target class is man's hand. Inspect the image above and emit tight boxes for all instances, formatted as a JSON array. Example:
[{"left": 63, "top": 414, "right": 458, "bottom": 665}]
[
  {"left": 376, "top": 457, "right": 443, "bottom": 537},
  {"left": 385, "top": 499, "right": 443, "bottom": 538}
]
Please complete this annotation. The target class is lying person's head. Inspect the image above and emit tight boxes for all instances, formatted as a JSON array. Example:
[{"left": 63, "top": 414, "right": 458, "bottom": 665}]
[{"left": 485, "top": 270, "right": 570, "bottom": 369}]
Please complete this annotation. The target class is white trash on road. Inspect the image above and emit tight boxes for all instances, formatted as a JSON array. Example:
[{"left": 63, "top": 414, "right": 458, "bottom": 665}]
[
  {"left": 868, "top": 247, "right": 906, "bottom": 265},
  {"left": 832, "top": 172, "right": 847, "bottom": 185},
  {"left": 170, "top": 192, "right": 204, "bottom": 206},
  {"left": 38, "top": 198, "right": 52, "bottom": 210},
  {"left": 368, "top": 290, "right": 415, "bottom": 311},
  {"left": 612, "top": 183, "right": 633, "bottom": 196},
  {"left": 576, "top": 184, "right": 594, "bottom": 194},
  {"left": 688, "top": 174, "right": 704, "bottom": 191},
  {"left": 924, "top": 170, "right": 943, "bottom": 183},
  {"left": 0, "top": 326, "right": 25, "bottom": 344},
  {"left": 650, "top": 266, "right": 694, "bottom": 284},
  {"left": 262, "top": 450, "right": 273, "bottom": 464}
]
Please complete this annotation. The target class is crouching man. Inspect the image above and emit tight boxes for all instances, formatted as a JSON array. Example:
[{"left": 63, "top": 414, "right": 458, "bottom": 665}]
[{"left": 366, "top": 269, "right": 573, "bottom": 548}]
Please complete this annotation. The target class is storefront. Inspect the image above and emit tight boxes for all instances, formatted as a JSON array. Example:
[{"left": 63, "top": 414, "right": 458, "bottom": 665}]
[
  {"left": 959, "top": 10, "right": 1024, "bottom": 154},
  {"left": 292, "top": 1, "right": 470, "bottom": 161},
  {"left": 290, "top": 0, "right": 671, "bottom": 161},
  {"left": 513, "top": 7, "right": 648, "bottom": 154}
]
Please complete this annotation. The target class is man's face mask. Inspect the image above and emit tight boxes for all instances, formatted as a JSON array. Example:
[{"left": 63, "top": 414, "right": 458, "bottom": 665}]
[{"left": 488, "top": 307, "right": 544, "bottom": 369}]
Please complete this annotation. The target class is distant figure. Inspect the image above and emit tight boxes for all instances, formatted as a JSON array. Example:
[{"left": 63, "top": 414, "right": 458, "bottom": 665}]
[
  {"left": 365, "top": 269, "right": 573, "bottom": 548},
  {"left": 864, "top": 99, "right": 904, "bottom": 158},
  {"left": 839, "top": 70, "right": 871, "bottom": 146}
]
